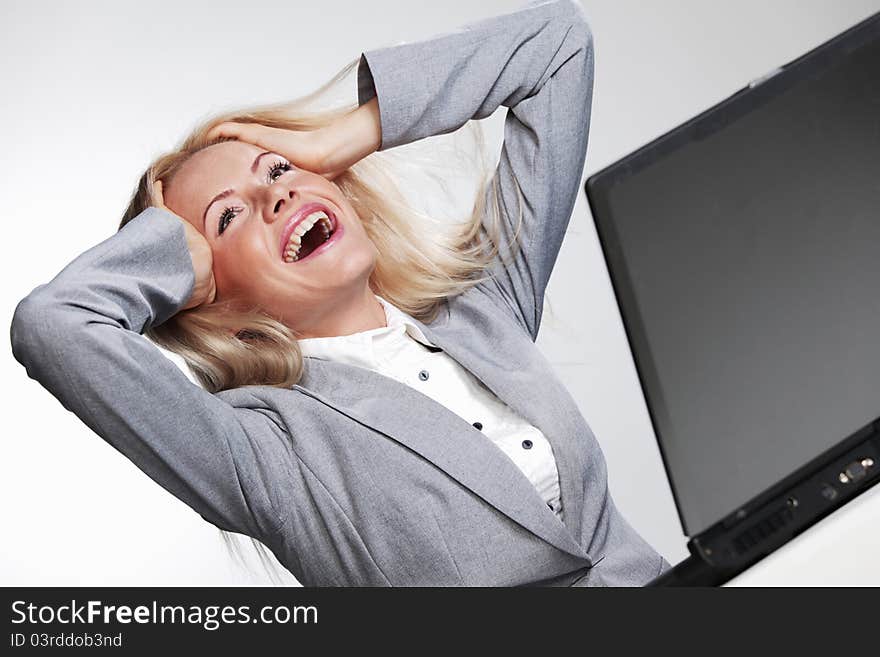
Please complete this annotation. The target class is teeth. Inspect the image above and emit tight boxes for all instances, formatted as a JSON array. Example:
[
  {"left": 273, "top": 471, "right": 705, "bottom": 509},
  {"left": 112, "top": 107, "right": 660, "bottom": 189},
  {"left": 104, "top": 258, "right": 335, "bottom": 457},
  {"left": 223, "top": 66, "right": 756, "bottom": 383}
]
[{"left": 283, "top": 210, "right": 333, "bottom": 262}]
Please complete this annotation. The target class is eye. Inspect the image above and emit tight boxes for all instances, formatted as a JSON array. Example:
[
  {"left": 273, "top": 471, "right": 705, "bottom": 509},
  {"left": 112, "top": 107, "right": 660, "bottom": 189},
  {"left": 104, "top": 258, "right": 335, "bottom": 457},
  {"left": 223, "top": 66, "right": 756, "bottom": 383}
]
[
  {"left": 216, "top": 159, "right": 291, "bottom": 236},
  {"left": 218, "top": 206, "right": 242, "bottom": 236},
  {"left": 267, "top": 159, "right": 293, "bottom": 183}
]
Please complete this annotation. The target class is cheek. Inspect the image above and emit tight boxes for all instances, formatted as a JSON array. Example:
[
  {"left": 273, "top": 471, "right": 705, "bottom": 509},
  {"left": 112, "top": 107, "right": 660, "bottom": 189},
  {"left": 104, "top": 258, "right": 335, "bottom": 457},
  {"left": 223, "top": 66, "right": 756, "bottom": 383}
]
[{"left": 212, "top": 232, "right": 275, "bottom": 295}]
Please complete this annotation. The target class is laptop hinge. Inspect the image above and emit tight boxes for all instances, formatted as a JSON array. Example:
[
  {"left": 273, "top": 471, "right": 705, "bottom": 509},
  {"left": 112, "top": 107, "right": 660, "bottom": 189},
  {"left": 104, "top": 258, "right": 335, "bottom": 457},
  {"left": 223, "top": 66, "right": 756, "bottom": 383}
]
[{"left": 649, "top": 418, "right": 880, "bottom": 586}]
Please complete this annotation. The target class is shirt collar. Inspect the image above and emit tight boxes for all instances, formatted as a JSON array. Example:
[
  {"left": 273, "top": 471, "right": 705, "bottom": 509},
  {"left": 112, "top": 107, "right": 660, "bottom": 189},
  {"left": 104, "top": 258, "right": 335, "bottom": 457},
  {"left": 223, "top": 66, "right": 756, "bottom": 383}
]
[{"left": 297, "top": 294, "right": 438, "bottom": 369}]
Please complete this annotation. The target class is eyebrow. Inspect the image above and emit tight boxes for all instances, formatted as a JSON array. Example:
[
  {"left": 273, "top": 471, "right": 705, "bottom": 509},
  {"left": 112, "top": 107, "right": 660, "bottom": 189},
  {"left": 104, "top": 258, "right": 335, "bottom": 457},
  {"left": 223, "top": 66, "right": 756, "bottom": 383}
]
[{"left": 202, "top": 151, "right": 273, "bottom": 230}]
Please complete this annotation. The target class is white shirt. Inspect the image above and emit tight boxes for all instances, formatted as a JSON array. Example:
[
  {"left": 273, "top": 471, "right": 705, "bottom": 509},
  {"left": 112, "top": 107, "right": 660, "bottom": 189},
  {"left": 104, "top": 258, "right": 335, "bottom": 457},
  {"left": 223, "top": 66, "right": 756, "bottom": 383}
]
[{"left": 298, "top": 294, "right": 564, "bottom": 520}]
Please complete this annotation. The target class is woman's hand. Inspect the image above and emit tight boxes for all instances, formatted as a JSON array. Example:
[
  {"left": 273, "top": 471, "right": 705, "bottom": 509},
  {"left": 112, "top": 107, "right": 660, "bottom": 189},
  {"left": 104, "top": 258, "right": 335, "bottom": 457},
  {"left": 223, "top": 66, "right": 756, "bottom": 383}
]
[
  {"left": 152, "top": 179, "right": 217, "bottom": 311},
  {"left": 206, "top": 123, "right": 335, "bottom": 178},
  {"left": 206, "top": 97, "right": 382, "bottom": 182}
]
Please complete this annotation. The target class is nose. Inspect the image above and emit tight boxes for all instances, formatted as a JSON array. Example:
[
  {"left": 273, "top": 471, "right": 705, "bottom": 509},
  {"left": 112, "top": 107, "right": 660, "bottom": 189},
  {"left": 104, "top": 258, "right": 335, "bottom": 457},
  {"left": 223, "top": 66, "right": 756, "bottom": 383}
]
[{"left": 263, "top": 184, "right": 296, "bottom": 224}]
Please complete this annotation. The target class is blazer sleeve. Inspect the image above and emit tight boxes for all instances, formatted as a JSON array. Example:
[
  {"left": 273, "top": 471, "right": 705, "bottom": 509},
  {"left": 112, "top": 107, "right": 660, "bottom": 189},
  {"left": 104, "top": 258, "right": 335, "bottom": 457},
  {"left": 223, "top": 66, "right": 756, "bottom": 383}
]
[
  {"left": 356, "top": 0, "right": 595, "bottom": 340},
  {"left": 9, "top": 207, "right": 292, "bottom": 539}
]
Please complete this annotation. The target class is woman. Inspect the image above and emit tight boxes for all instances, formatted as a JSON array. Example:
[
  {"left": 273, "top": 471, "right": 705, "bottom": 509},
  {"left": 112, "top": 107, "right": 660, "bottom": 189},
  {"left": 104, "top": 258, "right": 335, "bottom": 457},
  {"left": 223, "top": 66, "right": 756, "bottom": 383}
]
[{"left": 10, "top": 0, "right": 671, "bottom": 586}]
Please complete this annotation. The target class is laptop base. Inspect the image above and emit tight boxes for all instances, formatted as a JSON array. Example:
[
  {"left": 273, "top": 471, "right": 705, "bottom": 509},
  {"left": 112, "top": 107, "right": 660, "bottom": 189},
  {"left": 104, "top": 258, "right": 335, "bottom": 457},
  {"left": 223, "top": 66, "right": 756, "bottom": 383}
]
[{"left": 648, "top": 417, "right": 880, "bottom": 586}]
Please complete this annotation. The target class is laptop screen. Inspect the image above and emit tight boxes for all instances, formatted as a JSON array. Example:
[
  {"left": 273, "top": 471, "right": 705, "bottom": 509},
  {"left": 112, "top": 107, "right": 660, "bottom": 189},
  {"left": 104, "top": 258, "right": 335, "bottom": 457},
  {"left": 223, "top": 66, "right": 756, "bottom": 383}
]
[{"left": 587, "top": 16, "right": 880, "bottom": 535}]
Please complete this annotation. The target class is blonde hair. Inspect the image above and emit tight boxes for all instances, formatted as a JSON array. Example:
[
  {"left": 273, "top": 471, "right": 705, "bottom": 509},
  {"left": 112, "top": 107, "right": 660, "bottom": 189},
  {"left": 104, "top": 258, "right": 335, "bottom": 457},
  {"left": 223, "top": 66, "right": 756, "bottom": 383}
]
[
  {"left": 120, "top": 55, "right": 523, "bottom": 393},
  {"left": 119, "top": 55, "right": 525, "bottom": 584}
]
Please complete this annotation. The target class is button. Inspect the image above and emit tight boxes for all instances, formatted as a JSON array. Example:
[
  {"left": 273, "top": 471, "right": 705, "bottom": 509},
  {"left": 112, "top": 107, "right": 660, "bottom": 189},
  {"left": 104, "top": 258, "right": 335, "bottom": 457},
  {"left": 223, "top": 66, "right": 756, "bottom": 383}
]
[
  {"left": 820, "top": 484, "right": 838, "bottom": 501},
  {"left": 838, "top": 457, "right": 873, "bottom": 484},
  {"left": 472, "top": 421, "right": 483, "bottom": 430},
  {"left": 418, "top": 369, "right": 429, "bottom": 381},
  {"left": 522, "top": 439, "right": 533, "bottom": 449}
]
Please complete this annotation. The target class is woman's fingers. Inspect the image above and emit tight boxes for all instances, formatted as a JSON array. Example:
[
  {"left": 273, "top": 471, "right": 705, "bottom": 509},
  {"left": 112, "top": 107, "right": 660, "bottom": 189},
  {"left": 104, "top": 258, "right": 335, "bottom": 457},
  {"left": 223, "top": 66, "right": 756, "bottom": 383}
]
[
  {"left": 208, "top": 122, "right": 241, "bottom": 141},
  {"left": 207, "top": 121, "right": 333, "bottom": 176},
  {"left": 149, "top": 177, "right": 217, "bottom": 310},
  {"left": 152, "top": 179, "right": 185, "bottom": 219},
  {"left": 207, "top": 122, "right": 291, "bottom": 165},
  {"left": 152, "top": 179, "right": 165, "bottom": 208},
  {"left": 177, "top": 211, "right": 218, "bottom": 309},
  {"left": 207, "top": 121, "right": 275, "bottom": 150},
  {"left": 322, "top": 168, "right": 343, "bottom": 182},
  {"left": 205, "top": 121, "right": 243, "bottom": 142}
]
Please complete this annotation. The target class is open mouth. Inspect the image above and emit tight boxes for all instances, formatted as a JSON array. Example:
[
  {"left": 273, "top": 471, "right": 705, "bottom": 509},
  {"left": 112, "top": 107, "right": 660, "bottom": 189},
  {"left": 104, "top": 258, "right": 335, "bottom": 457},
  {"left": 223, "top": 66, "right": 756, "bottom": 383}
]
[{"left": 282, "top": 208, "right": 342, "bottom": 264}]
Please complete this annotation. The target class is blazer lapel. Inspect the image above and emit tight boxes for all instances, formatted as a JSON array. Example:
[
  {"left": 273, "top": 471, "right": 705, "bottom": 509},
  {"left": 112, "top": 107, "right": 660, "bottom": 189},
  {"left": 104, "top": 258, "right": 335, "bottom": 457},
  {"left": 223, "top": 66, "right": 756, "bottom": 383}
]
[
  {"left": 292, "top": 307, "right": 590, "bottom": 563},
  {"left": 409, "top": 311, "right": 590, "bottom": 550}
]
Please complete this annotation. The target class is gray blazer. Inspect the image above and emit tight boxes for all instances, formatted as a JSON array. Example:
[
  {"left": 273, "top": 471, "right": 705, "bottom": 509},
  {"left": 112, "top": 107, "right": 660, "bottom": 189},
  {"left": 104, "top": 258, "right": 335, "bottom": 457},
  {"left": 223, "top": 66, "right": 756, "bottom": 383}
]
[{"left": 10, "top": 0, "right": 671, "bottom": 586}]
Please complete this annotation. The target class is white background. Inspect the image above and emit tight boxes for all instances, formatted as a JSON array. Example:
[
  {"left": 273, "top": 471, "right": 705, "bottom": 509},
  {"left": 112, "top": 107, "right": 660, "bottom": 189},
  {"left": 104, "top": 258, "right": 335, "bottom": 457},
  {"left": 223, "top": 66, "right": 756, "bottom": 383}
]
[{"left": 2, "top": 0, "right": 878, "bottom": 585}]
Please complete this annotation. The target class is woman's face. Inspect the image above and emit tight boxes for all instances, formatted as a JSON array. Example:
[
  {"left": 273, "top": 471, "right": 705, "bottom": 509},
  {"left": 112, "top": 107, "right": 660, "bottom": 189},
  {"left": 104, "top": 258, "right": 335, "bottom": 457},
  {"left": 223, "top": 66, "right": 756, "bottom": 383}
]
[{"left": 163, "top": 140, "right": 379, "bottom": 337}]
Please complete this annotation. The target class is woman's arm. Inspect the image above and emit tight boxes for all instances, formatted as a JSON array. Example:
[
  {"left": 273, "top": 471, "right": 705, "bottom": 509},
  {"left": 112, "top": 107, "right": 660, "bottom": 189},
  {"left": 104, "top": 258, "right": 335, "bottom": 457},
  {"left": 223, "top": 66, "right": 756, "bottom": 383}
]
[
  {"left": 357, "top": 0, "right": 595, "bottom": 340},
  {"left": 9, "top": 208, "right": 294, "bottom": 539}
]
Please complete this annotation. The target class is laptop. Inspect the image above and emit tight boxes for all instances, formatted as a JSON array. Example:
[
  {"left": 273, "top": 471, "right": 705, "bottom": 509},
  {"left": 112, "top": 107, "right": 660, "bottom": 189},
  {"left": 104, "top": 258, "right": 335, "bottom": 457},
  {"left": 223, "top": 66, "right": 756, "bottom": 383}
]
[{"left": 584, "top": 10, "right": 880, "bottom": 586}]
